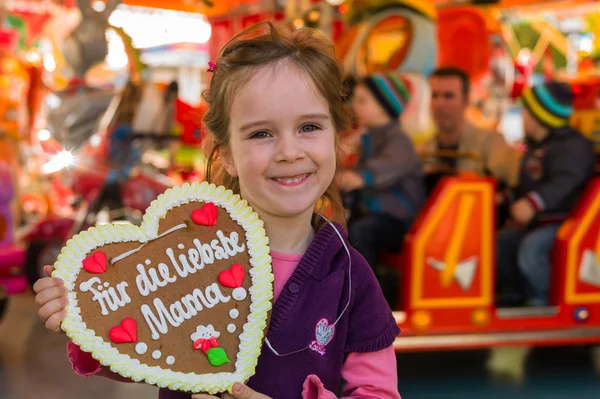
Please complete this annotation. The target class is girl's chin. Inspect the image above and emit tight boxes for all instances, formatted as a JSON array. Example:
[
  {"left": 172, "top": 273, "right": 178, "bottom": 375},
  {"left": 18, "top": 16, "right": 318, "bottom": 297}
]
[
  {"left": 268, "top": 203, "right": 318, "bottom": 219},
  {"left": 276, "top": 207, "right": 315, "bottom": 219}
]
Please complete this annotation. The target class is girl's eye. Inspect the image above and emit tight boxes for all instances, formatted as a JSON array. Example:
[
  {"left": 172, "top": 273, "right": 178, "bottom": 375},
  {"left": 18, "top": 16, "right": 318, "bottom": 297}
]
[
  {"left": 250, "top": 131, "right": 271, "bottom": 139},
  {"left": 300, "top": 124, "right": 320, "bottom": 133}
]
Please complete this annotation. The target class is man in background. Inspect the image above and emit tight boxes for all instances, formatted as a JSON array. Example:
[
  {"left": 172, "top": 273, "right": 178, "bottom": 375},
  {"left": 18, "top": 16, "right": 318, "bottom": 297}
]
[{"left": 420, "top": 67, "right": 520, "bottom": 188}]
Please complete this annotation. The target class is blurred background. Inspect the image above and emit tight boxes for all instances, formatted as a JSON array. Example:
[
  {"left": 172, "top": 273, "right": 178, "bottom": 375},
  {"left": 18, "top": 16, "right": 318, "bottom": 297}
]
[{"left": 0, "top": 0, "right": 599, "bottom": 398}]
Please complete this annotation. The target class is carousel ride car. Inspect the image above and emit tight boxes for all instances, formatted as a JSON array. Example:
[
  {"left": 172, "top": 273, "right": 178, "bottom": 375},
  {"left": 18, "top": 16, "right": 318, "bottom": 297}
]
[{"left": 382, "top": 173, "right": 600, "bottom": 351}]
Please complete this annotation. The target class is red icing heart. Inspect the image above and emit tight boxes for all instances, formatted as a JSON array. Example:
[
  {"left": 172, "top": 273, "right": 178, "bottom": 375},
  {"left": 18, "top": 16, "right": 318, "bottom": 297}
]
[
  {"left": 82, "top": 251, "right": 107, "bottom": 274},
  {"left": 218, "top": 264, "right": 245, "bottom": 288},
  {"left": 191, "top": 202, "right": 218, "bottom": 227},
  {"left": 109, "top": 318, "right": 137, "bottom": 344}
]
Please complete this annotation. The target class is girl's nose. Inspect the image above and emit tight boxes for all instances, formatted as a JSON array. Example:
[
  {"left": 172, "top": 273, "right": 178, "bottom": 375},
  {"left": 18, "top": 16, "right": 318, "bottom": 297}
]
[{"left": 274, "top": 132, "right": 305, "bottom": 163}]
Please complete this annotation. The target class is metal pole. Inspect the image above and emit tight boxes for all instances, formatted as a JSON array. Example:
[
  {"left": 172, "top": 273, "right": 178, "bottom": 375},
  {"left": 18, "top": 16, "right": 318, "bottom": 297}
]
[
  {"left": 285, "top": 0, "right": 301, "bottom": 20},
  {"left": 320, "top": 3, "right": 333, "bottom": 41}
]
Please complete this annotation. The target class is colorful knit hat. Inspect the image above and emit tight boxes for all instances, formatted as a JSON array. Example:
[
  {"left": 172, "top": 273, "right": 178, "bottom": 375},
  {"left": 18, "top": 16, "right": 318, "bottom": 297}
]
[
  {"left": 361, "top": 72, "right": 411, "bottom": 119},
  {"left": 521, "top": 81, "right": 573, "bottom": 129}
]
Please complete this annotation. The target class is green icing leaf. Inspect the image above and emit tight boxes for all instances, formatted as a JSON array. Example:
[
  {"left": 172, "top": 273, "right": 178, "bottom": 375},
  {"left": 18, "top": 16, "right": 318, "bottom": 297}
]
[{"left": 207, "top": 347, "right": 230, "bottom": 367}]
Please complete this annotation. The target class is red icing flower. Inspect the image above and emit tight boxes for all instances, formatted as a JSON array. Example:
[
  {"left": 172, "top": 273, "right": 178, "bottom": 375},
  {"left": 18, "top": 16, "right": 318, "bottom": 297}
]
[{"left": 193, "top": 337, "right": 219, "bottom": 354}]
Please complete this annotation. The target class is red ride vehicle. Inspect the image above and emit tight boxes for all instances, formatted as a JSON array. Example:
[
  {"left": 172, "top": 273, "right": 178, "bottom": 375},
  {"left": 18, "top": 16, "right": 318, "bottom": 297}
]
[{"left": 383, "top": 174, "right": 600, "bottom": 354}]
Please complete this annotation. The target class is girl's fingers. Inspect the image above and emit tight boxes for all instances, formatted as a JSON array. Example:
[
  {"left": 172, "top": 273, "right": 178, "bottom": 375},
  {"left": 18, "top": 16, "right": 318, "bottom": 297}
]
[
  {"left": 44, "top": 309, "right": 66, "bottom": 333},
  {"left": 35, "top": 286, "right": 67, "bottom": 308},
  {"left": 38, "top": 297, "right": 69, "bottom": 323},
  {"left": 43, "top": 265, "right": 55, "bottom": 276},
  {"left": 33, "top": 277, "right": 64, "bottom": 295}
]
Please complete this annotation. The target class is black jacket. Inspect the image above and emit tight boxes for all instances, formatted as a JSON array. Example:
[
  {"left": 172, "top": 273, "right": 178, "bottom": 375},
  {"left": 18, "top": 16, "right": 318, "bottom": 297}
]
[{"left": 515, "top": 125, "right": 595, "bottom": 224}]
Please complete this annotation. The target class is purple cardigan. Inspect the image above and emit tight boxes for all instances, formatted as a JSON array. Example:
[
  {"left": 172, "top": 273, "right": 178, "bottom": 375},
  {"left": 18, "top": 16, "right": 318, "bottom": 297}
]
[{"left": 156, "top": 222, "right": 399, "bottom": 398}]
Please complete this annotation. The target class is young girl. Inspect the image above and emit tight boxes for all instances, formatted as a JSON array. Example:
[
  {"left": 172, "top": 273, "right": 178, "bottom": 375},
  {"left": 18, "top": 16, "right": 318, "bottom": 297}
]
[{"left": 33, "top": 22, "right": 401, "bottom": 399}]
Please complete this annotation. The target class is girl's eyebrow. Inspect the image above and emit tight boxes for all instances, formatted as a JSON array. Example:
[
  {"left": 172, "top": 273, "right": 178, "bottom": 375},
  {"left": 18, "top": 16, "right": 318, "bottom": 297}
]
[
  {"left": 301, "top": 113, "right": 330, "bottom": 121},
  {"left": 239, "top": 113, "right": 330, "bottom": 132}
]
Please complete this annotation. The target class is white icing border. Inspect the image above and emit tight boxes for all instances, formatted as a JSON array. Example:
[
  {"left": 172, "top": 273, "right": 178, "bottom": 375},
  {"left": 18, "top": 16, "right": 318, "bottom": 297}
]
[{"left": 52, "top": 182, "right": 274, "bottom": 394}]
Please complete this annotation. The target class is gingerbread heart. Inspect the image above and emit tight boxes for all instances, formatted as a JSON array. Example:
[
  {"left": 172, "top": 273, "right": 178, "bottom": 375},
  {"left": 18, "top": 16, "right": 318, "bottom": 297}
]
[{"left": 52, "top": 182, "right": 274, "bottom": 394}]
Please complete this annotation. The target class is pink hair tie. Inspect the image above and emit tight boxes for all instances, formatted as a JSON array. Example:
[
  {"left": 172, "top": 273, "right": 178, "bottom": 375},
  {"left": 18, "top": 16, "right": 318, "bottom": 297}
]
[{"left": 207, "top": 61, "right": 216, "bottom": 72}]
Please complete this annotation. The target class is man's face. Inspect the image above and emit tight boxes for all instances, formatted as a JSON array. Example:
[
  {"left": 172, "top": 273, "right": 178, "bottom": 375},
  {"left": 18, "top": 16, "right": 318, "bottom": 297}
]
[{"left": 430, "top": 76, "right": 468, "bottom": 132}]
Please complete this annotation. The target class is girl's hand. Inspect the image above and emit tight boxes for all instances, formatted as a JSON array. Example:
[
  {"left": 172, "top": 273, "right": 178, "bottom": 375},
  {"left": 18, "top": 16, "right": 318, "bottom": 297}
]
[
  {"left": 192, "top": 383, "right": 272, "bottom": 399},
  {"left": 33, "top": 265, "right": 69, "bottom": 333}
]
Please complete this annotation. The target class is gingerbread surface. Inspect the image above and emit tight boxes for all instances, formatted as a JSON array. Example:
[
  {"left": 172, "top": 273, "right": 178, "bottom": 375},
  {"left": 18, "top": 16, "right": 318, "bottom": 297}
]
[{"left": 53, "top": 183, "right": 273, "bottom": 394}]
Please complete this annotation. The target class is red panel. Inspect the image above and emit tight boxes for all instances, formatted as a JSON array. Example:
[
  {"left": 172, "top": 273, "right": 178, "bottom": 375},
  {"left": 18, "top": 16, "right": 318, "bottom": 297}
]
[
  {"left": 437, "top": 7, "right": 491, "bottom": 81},
  {"left": 208, "top": 18, "right": 233, "bottom": 64},
  {"left": 331, "top": 19, "right": 347, "bottom": 43},
  {"left": 392, "top": 178, "right": 600, "bottom": 350},
  {"left": 241, "top": 14, "right": 262, "bottom": 29},
  {"left": 572, "top": 80, "right": 600, "bottom": 110},
  {"left": 552, "top": 178, "right": 600, "bottom": 304},
  {"left": 208, "top": 12, "right": 285, "bottom": 64},
  {"left": 421, "top": 193, "right": 485, "bottom": 300},
  {"left": 574, "top": 215, "right": 600, "bottom": 295}
]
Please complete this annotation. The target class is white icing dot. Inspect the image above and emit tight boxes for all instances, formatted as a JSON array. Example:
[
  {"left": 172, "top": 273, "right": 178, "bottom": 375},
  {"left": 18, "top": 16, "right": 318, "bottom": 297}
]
[
  {"left": 229, "top": 309, "right": 239, "bottom": 319},
  {"left": 135, "top": 342, "right": 148, "bottom": 355},
  {"left": 152, "top": 350, "right": 162, "bottom": 360},
  {"left": 97, "top": 285, "right": 103, "bottom": 291},
  {"left": 145, "top": 259, "right": 151, "bottom": 265},
  {"left": 103, "top": 282, "right": 110, "bottom": 288},
  {"left": 166, "top": 356, "right": 175, "bottom": 365},
  {"left": 232, "top": 287, "right": 247, "bottom": 301},
  {"left": 177, "top": 244, "right": 185, "bottom": 250},
  {"left": 227, "top": 324, "right": 236, "bottom": 333}
]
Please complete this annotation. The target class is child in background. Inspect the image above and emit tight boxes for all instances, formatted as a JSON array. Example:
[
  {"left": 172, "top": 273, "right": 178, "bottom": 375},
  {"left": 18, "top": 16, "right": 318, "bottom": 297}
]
[
  {"left": 496, "top": 81, "right": 595, "bottom": 306},
  {"left": 339, "top": 72, "right": 426, "bottom": 272},
  {"left": 33, "top": 23, "right": 401, "bottom": 399}
]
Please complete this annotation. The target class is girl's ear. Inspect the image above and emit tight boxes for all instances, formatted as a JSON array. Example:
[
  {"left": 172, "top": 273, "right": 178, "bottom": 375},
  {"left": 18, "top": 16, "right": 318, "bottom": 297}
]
[{"left": 220, "top": 146, "right": 239, "bottom": 178}]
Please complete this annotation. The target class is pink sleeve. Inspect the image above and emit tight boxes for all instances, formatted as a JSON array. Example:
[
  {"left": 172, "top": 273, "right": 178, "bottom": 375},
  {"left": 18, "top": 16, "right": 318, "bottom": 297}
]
[
  {"left": 67, "top": 341, "right": 132, "bottom": 383},
  {"left": 302, "top": 346, "right": 400, "bottom": 399}
]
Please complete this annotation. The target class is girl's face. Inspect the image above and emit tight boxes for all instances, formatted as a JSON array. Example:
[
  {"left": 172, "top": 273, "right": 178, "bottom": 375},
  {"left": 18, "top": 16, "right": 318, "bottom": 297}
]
[{"left": 222, "top": 61, "right": 337, "bottom": 223}]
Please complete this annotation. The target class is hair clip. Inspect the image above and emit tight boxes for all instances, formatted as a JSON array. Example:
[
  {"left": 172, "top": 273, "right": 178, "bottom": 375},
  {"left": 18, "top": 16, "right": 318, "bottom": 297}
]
[{"left": 207, "top": 61, "right": 216, "bottom": 72}]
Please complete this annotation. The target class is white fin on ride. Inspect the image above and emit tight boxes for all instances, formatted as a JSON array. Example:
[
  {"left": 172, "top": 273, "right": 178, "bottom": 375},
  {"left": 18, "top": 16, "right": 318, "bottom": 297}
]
[{"left": 427, "top": 256, "right": 478, "bottom": 292}]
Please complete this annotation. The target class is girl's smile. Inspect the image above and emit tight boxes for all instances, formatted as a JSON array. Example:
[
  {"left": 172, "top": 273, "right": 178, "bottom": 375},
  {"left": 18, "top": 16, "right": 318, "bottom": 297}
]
[{"left": 270, "top": 173, "right": 312, "bottom": 187}]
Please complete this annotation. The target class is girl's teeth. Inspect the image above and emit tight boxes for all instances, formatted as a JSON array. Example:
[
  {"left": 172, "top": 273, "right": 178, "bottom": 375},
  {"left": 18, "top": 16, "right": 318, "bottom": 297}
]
[{"left": 274, "top": 174, "right": 308, "bottom": 184}]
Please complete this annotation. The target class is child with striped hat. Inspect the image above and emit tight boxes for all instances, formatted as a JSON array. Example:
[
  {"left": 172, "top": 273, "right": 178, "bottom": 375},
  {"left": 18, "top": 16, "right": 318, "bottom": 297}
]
[
  {"left": 496, "top": 81, "right": 595, "bottom": 306},
  {"left": 338, "top": 72, "right": 426, "bottom": 276}
]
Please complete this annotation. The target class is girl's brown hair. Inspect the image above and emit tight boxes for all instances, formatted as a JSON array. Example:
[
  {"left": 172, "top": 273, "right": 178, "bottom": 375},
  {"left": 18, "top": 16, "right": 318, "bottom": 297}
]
[{"left": 203, "top": 22, "right": 351, "bottom": 226}]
